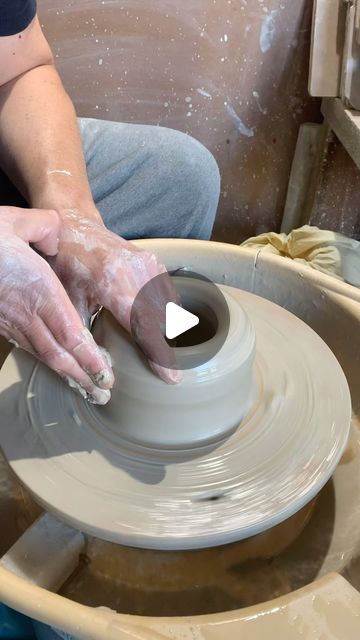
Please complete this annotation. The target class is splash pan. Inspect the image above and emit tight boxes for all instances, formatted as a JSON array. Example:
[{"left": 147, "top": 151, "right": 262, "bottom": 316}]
[{"left": 0, "top": 286, "right": 351, "bottom": 550}]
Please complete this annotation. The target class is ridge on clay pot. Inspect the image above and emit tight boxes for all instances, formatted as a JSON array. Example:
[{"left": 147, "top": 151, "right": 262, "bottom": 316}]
[{"left": 91, "top": 277, "right": 256, "bottom": 449}]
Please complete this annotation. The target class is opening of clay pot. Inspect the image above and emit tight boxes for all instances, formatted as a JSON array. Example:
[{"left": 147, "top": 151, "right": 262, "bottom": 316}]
[{"left": 166, "top": 299, "right": 218, "bottom": 348}]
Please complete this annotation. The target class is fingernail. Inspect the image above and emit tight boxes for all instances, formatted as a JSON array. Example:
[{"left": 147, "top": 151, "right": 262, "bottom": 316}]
[
  {"left": 90, "top": 347, "right": 114, "bottom": 388},
  {"left": 151, "top": 362, "right": 182, "bottom": 384},
  {"left": 91, "top": 367, "right": 114, "bottom": 389},
  {"left": 167, "top": 368, "right": 183, "bottom": 384},
  {"left": 53, "top": 237, "right": 59, "bottom": 256}
]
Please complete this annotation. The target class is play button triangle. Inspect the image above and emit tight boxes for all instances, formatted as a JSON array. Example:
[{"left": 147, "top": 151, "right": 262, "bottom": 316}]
[{"left": 165, "top": 302, "right": 199, "bottom": 340}]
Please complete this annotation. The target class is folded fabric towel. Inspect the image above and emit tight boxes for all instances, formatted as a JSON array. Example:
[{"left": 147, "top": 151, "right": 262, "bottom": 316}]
[{"left": 241, "top": 225, "right": 360, "bottom": 287}]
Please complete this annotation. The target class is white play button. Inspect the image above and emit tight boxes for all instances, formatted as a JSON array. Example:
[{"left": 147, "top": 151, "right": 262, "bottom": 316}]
[
  {"left": 131, "top": 271, "right": 230, "bottom": 369},
  {"left": 165, "top": 302, "right": 199, "bottom": 340}
]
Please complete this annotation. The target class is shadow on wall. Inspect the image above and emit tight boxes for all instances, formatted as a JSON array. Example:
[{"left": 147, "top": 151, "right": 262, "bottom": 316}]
[{"left": 38, "top": 0, "right": 321, "bottom": 243}]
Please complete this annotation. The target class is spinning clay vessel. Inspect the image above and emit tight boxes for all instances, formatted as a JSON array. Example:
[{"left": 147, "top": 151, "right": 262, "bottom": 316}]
[
  {"left": 0, "top": 258, "right": 352, "bottom": 550},
  {"left": 91, "top": 274, "right": 256, "bottom": 449}
]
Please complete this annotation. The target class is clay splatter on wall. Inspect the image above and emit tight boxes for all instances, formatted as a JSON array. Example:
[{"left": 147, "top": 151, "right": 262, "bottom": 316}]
[{"left": 38, "top": 0, "right": 321, "bottom": 242}]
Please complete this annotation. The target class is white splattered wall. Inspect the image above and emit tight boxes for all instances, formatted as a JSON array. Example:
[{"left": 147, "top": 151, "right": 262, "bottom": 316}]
[{"left": 38, "top": 0, "right": 321, "bottom": 242}]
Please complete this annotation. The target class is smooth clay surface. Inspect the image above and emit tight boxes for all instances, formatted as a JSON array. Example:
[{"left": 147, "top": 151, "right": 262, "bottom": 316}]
[
  {"left": 91, "top": 278, "right": 256, "bottom": 449},
  {"left": 0, "top": 286, "right": 351, "bottom": 550}
]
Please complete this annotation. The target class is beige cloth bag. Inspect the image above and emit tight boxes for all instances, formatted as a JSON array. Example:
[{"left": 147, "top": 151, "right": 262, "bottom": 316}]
[{"left": 241, "top": 225, "right": 360, "bottom": 287}]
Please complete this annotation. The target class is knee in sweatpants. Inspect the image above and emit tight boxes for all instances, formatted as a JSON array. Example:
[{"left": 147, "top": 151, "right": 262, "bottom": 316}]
[
  {"left": 156, "top": 129, "right": 220, "bottom": 240},
  {"left": 79, "top": 118, "right": 220, "bottom": 241}
]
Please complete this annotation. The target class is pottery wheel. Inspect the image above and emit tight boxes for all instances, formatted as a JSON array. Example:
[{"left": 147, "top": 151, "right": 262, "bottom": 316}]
[{"left": 0, "top": 287, "right": 351, "bottom": 550}]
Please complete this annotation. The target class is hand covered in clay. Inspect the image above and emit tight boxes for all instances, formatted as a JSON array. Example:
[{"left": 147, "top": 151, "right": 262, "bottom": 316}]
[
  {"left": 0, "top": 206, "right": 114, "bottom": 404},
  {"left": 50, "top": 210, "right": 181, "bottom": 384}
]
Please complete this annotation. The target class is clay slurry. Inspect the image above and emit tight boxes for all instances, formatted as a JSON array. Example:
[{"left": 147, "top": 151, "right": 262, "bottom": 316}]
[{"left": 130, "top": 270, "right": 230, "bottom": 370}]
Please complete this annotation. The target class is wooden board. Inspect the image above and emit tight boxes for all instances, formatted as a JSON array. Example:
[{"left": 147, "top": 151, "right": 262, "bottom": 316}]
[
  {"left": 341, "top": 1, "right": 360, "bottom": 110},
  {"left": 322, "top": 97, "right": 360, "bottom": 168},
  {"left": 309, "top": 0, "right": 346, "bottom": 97},
  {"left": 302, "top": 98, "right": 360, "bottom": 239},
  {"left": 281, "top": 123, "right": 324, "bottom": 233}
]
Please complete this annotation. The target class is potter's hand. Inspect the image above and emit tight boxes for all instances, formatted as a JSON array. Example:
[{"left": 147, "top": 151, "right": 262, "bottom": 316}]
[
  {"left": 0, "top": 206, "right": 114, "bottom": 404},
  {"left": 50, "top": 209, "right": 181, "bottom": 384}
]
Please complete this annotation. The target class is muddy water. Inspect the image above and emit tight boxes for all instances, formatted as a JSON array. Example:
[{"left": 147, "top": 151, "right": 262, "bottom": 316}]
[{"left": 58, "top": 487, "right": 330, "bottom": 615}]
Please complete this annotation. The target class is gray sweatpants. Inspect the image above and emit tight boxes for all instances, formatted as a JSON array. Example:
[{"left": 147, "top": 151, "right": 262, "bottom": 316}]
[
  {"left": 0, "top": 118, "right": 220, "bottom": 240},
  {"left": 0, "top": 119, "right": 220, "bottom": 640}
]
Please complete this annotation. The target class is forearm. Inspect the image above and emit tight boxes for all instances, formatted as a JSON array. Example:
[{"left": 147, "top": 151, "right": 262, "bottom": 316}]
[{"left": 0, "top": 63, "right": 100, "bottom": 221}]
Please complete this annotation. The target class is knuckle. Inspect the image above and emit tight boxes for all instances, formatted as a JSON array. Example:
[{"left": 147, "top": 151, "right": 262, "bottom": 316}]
[
  {"left": 45, "top": 209, "right": 60, "bottom": 228},
  {"left": 42, "top": 349, "right": 70, "bottom": 372},
  {"left": 54, "top": 324, "right": 77, "bottom": 348}
]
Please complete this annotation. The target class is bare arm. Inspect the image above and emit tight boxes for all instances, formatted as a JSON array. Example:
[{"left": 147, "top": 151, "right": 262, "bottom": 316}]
[
  {"left": 0, "top": 16, "right": 96, "bottom": 217},
  {"left": 0, "top": 16, "right": 115, "bottom": 401},
  {"left": 0, "top": 15, "right": 180, "bottom": 385}
]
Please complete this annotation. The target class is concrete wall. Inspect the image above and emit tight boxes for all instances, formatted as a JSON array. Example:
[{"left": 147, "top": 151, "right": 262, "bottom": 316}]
[{"left": 38, "top": 0, "right": 321, "bottom": 242}]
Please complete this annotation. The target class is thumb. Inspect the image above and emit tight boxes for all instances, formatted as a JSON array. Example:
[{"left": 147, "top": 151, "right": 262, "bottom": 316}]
[{"left": 13, "top": 208, "right": 60, "bottom": 256}]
